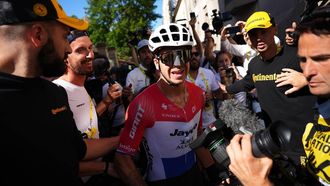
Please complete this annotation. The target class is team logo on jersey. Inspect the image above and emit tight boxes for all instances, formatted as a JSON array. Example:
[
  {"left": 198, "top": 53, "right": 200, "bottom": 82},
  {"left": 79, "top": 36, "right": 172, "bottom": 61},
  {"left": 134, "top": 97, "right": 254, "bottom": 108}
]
[
  {"left": 51, "top": 105, "right": 67, "bottom": 115},
  {"left": 129, "top": 104, "right": 145, "bottom": 139},
  {"left": 161, "top": 103, "right": 168, "bottom": 110},
  {"left": 192, "top": 106, "right": 196, "bottom": 113}
]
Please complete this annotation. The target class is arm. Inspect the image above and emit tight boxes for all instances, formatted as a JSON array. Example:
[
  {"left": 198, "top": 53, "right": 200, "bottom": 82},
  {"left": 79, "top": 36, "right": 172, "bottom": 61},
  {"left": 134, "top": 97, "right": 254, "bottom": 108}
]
[
  {"left": 79, "top": 161, "right": 118, "bottom": 178},
  {"left": 96, "top": 83, "right": 122, "bottom": 115},
  {"left": 225, "top": 72, "right": 255, "bottom": 94},
  {"left": 83, "top": 136, "right": 120, "bottom": 161},
  {"left": 190, "top": 17, "right": 203, "bottom": 55},
  {"left": 226, "top": 134, "right": 273, "bottom": 186},
  {"left": 114, "top": 153, "right": 147, "bottom": 186},
  {"left": 204, "top": 31, "right": 216, "bottom": 64},
  {"left": 275, "top": 68, "right": 308, "bottom": 95}
]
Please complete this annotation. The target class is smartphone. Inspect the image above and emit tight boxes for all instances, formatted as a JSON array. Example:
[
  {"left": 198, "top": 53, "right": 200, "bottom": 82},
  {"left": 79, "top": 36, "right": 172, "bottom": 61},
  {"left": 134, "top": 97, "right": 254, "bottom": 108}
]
[
  {"left": 190, "top": 12, "right": 196, "bottom": 19},
  {"left": 227, "top": 26, "right": 241, "bottom": 36}
]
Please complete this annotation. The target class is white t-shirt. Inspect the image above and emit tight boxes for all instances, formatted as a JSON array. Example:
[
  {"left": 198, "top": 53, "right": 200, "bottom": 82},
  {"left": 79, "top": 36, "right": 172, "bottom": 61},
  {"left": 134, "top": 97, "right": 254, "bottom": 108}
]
[
  {"left": 186, "top": 67, "right": 220, "bottom": 128},
  {"left": 126, "top": 64, "right": 150, "bottom": 95},
  {"left": 53, "top": 79, "right": 99, "bottom": 139}
]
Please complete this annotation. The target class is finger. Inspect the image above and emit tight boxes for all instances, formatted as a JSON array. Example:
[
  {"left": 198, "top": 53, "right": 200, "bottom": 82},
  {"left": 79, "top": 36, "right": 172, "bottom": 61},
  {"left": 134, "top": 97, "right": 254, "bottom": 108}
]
[
  {"left": 276, "top": 80, "right": 289, "bottom": 87},
  {"left": 292, "top": 22, "right": 297, "bottom": 29},
  {"left": 285, "top": 87, "right": 298, "bottom": 95},
  {"left": 240, "top": 134, "right": 253, "bottom": 156},
  {"left": 281, "top": 68, "right": 293, "bottom": 73}
]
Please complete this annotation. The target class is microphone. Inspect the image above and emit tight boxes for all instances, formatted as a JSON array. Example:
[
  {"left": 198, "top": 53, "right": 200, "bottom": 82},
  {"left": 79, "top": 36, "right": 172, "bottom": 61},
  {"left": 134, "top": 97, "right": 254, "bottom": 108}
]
[{"left": 218, "top": 99, "right": 265, "bottom": 134}]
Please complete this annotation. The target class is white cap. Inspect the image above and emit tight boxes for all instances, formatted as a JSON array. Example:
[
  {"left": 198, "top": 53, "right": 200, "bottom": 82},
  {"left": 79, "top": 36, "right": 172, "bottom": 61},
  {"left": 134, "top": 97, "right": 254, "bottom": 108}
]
[{"left": 137, "top": 39, "right": 149, "bottom": 51}]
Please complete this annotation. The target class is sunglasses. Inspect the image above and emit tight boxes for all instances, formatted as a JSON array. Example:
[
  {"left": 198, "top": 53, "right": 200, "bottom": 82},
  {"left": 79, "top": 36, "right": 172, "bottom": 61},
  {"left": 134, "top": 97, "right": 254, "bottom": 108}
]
[
  {"left": 157, "top": 49, "right": 192, "bottom": 67},
  {"left": 67, "top": 30, "right": 89, "bottom": 43}
]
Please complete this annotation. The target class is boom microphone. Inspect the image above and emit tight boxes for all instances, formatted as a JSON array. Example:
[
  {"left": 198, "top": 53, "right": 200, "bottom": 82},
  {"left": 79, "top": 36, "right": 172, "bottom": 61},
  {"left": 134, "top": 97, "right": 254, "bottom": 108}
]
[{"left": 218, "top": 99, "right": 265, "bottom": 134}]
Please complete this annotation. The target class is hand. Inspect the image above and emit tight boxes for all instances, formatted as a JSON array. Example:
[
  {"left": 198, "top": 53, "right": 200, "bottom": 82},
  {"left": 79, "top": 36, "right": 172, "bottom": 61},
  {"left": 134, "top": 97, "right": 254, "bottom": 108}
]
[
  {"left": 106, "top": 83, "right": 122, "bottom": 101},
  {"left": 226, "top": 134, "right": 273, "bottom": 186},
  {"left": 220, "top": 24, "right": 231, "bottom": 41},
  {"left": 218, "top": 82, "right": 227, "bottom": 93},
  {"left": 285, "top": 22, "right": 297, "bottom": 46},
  {"left": 275, "top": 68, "right": 308, "bottom": 95},
  {"left": 189, "top": 17, "right": 197, "bottom": 29}
]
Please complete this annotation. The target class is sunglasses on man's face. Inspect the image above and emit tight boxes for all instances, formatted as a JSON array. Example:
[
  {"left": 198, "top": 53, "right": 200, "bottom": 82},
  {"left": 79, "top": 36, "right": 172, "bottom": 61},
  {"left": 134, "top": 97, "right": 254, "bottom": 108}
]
[{"left": 158, "top": 49, "right": 192, "bottom": 67}]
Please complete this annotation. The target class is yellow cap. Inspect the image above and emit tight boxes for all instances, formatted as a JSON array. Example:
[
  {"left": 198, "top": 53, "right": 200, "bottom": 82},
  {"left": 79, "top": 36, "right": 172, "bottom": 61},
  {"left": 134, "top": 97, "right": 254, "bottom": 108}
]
[
  {"left": 244, "top": 11, "right": 273, "bottom": 33},
  {"left": 51, "top": 0, "right": 89, "bottom": 30}
]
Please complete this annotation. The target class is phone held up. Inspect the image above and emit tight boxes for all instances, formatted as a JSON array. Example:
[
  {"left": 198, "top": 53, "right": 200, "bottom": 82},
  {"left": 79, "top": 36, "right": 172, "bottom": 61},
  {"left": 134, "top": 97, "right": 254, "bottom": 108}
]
[
  {"left": 190, "top": 12, "right": 196, "bottom": 19},
  {"left": 226, "top": 26, "right": 241, "bottom": 36}
]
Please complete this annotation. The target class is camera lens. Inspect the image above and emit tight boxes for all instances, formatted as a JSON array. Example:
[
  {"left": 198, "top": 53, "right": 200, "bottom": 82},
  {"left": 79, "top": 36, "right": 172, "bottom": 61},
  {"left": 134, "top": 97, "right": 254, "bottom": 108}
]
[{"left": 251, "top": 122, "right": 291, "bottom": 158}]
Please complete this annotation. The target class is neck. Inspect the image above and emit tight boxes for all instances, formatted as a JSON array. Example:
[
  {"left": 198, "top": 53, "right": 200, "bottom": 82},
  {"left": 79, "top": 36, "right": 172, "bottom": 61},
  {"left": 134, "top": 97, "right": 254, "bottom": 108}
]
[
  {"left": 260, "top": 43, "right": 277, "bottom": 61},
  {"left": 189, "top": 68, "right": 199, "bottom": 80},
  {"left": 59, "top": 72, "right": 86, "bottom": 86},
  {"left": 157, "top": 79, "right": 187, "bottom": 108}
]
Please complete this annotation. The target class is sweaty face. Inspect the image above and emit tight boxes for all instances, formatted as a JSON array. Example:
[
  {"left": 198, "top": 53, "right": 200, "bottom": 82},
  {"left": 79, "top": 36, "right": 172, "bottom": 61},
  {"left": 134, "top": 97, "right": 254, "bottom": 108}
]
[
  {"left": 39, "top": 23, "right": 70, "bottom": 77},
  {"left": 66, "top": 36, "right": 94, "bottom": 76},
  {"left": 298, "top": 33, "right": 330, "bottom": 97},
  {"left": 248, "top": 27, "right": 275, "bottom": 54},
  {"left": 156, "top": 48, "right": 191, "bottom": 85}
]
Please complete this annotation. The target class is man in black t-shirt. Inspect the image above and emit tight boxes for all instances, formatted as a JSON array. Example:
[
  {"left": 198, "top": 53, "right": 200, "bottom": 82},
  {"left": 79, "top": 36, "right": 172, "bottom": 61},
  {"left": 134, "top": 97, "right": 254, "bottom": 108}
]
[
  {"left": 219, "top": 11, "right": 316, "bottom": 165},
  {"left": 0, "top": 1, "right": 117, "bottom": 185}
]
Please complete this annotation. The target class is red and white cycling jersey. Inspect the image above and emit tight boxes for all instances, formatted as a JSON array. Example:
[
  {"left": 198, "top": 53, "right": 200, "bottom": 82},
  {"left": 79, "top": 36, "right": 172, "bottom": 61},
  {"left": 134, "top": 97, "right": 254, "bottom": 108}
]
[{"left": 117, "top": 81, "right": 204, "bottom": 182}]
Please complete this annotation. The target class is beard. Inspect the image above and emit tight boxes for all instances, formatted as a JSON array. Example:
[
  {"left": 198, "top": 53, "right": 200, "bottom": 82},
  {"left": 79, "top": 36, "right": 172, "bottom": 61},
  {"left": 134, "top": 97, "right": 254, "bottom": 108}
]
[{"left": 38, "top": 38, "right": 66, "bottom": 78}]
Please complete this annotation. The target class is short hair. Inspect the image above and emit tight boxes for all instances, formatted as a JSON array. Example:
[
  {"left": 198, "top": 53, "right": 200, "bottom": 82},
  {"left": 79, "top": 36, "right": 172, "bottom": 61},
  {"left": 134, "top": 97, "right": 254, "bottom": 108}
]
[{"left": 297, "top": 5, "right": 330, "bottom": 36}]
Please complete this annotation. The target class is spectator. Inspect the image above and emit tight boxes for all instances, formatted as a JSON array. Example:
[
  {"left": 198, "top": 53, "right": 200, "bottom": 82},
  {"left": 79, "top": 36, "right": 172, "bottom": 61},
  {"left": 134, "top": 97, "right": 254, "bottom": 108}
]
[
  {"left": 226, "top": 5, "right": 330, "bottom": 186},
  {"left": 219, "top": 11, "right": 316, "bottom": 165},
  {"left": 53, "top": 30, "right": 121, "bottom": 183},
  {"left": 186, "top": 45, "right": 221, "bottom": 128},
  {"left": 0, "top": 0, "right": 117, "bottom": 185},
  {"left": 114, "top": 23, "right": 219, "bottom": 186},
  {"left": 126, "top": 39, "right": 156, "bottom": 96}
]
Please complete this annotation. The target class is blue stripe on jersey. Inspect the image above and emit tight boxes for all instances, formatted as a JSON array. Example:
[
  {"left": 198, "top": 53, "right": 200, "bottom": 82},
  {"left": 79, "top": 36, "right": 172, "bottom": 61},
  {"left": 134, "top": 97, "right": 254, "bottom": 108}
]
[{"left": 161, "top": 150, "right": 196, "bottom": 178}]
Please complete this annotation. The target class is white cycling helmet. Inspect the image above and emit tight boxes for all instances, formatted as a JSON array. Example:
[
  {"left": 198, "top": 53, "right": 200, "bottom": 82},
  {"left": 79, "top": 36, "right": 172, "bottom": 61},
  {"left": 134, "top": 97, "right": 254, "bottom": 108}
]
[{"left": 148, "top": 23, "right": 194, "bottom": 53}]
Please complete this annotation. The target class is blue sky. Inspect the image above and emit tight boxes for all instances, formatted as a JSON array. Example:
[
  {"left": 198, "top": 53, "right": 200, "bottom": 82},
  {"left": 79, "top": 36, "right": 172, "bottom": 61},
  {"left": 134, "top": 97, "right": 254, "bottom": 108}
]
[{"left": 58, "top": 0, "right": 162, "bottom": 30}]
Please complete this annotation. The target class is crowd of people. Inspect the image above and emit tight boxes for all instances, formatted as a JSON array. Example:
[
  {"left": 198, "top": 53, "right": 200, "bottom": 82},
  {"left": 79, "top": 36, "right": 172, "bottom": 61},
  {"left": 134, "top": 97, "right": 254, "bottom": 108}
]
[{"left": 0, "top": 0, "right": 329, "bottom": 186}]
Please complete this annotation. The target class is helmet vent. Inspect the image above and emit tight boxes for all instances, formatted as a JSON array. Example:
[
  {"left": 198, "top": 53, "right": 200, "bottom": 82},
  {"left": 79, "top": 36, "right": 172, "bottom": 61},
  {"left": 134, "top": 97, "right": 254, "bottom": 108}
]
[
  {"left": 170, "top": 25, "right": 179, "bottom": 32},
  {"left": 162, "top": 35, "right": 170, "bottom": 42},
  {"left": 160, "top": 28, "right": 167, "bottom": 34},
  {"left": 183, "top": 34, "right": 188, "bottom": 41},
  {"left": 172, "top": 34, "right": 180, "bottom": 41},
  {"left": 151, "top": 37, "right": 161, "bottom": 43}
]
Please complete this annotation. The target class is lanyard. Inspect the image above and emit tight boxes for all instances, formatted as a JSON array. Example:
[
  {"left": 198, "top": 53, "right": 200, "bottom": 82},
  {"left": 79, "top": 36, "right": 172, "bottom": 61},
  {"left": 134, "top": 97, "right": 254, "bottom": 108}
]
[
  {"left": 188, "top": 70, "right": 209, "bottom": 91},
  {"left": 138, "top": 65, "right": 148, "bottom": 87}
]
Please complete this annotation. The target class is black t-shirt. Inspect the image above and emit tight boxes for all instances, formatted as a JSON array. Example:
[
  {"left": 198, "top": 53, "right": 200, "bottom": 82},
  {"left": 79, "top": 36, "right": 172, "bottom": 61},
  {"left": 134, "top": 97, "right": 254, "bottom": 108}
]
[
  {"left": 0, "top": 72, "right": 86, "bottom": 185},
  {"left": 227, "top": 46, "right": 317, "bottom": 165}
]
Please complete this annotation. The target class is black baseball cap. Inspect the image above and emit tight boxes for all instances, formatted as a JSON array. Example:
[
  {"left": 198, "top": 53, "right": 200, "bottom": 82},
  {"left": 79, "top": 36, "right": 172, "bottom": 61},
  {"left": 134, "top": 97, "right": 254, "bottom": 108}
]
[{"left": 0, "top": 0, "right": 88, "bottom": 30}]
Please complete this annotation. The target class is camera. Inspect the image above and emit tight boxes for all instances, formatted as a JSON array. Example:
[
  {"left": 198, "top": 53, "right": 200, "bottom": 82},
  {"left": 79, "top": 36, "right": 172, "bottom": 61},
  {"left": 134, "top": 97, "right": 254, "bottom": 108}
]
[
  {"left": 202, "top": 10, "right": 233, "bottom": 34},
  {"left": 190, "top": 120, "right": 291, "bottom": 168}
]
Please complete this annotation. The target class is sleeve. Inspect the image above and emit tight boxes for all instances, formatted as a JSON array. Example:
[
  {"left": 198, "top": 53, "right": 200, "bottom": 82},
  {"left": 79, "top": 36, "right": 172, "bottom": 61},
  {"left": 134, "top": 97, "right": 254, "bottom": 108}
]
[
  {"left": 58, "top": 85, "right": 87, "bottom": 160},
  {"left": 226, "top": 70, "right": 255, "bottom": 94},
  {"left": 125, "top": 71, "right": 135, "bottom": 90},
  {"left": 116, "top": 97, "right": 150, "bottom": 156},
  {"left": 221, "top": 39, "right": 250, "bottom": 57}
]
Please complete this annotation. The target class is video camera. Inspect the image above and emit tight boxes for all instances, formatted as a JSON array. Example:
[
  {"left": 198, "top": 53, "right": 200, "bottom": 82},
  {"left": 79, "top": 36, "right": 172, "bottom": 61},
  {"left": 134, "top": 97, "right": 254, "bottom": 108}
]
[
  {"left": 202, "top": 9, "right": 232, "bottom": 35},
  {"left": 190, "top": 119, "right": 291, "bottom": 169}
]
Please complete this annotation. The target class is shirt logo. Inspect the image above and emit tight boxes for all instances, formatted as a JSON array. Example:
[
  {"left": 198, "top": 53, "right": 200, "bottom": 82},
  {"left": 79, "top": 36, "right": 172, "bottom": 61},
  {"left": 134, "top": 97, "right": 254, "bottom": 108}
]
[
  {"left": 51, "top": 106, "right": 67, "bottom": 115},
  {"left": 33, "top": 3, "right": 48, "bottom": 17},
  {"left": 161, "top": 103, "right": 168, "bottom": 110}
]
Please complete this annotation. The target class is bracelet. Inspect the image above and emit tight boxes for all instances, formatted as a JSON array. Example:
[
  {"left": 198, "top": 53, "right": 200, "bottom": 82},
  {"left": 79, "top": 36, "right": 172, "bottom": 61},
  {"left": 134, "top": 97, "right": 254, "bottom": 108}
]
[{"left": 104, "top": 161, "right": 109, "bottom": 174}]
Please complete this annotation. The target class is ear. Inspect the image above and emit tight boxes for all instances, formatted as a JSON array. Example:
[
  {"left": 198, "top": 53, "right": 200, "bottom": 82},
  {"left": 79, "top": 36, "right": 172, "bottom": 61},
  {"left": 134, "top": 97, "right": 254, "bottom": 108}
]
[
  {"left": 154, "top": 58, "right": 159, "bottom": 70},
  {"left": 29, "top": 23, "right": 48, "bottom": 48}
]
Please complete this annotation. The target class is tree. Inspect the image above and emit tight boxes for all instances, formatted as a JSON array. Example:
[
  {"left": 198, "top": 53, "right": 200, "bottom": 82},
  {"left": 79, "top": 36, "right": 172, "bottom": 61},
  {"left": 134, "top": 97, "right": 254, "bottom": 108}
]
[{"left": 86, "top": 0, "right": 160, "bottom": 59}]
